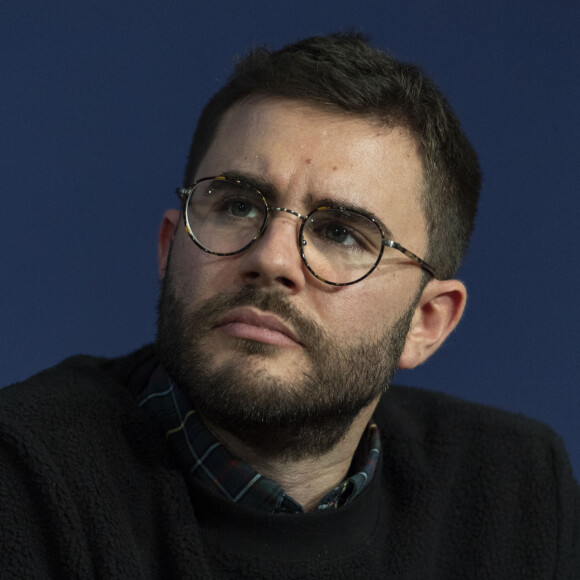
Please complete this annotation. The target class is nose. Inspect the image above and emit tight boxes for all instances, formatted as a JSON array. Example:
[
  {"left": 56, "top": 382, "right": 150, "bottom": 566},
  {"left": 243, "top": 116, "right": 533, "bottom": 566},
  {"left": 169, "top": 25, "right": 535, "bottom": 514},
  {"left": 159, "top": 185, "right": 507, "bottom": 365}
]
[{"left": 237, "top": 210, "right": 307, "bottom": 292}]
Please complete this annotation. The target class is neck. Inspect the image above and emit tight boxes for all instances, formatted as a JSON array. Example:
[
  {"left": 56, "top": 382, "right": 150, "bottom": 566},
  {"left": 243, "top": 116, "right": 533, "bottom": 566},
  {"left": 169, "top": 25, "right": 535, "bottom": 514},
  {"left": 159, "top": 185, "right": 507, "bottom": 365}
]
[{"left": 205, "top": 399, "right": 379, "bottom": 512}]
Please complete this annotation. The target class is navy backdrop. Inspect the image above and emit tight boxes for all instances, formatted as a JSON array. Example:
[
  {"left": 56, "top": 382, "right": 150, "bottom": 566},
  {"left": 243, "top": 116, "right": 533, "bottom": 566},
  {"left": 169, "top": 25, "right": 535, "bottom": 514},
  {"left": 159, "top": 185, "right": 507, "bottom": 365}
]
[{"left": 2, "top": 1, "right": 578, "bottom": 477}]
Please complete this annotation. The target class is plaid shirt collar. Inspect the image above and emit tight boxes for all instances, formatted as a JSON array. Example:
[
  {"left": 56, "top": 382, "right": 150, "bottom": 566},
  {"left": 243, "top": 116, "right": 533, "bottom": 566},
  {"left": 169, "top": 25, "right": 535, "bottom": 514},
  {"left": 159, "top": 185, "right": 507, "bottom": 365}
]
[{"left": 137, "top": 365, "right": 380, "bottom": 514}]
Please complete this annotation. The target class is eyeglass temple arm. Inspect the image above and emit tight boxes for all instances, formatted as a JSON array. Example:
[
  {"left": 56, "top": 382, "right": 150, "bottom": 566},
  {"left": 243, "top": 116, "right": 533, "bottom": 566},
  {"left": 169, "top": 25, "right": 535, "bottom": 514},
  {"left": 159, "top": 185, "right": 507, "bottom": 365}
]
[{"left": 383, "top": 239, "right": 438, "bottom": 279}]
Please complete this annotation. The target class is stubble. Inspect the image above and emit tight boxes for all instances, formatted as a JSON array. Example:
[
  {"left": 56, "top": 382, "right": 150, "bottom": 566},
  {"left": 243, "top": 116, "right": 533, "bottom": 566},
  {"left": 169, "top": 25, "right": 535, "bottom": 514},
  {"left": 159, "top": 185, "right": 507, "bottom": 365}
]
[{"left": 157, "top": 271, "right": 416, "bottom": 461}]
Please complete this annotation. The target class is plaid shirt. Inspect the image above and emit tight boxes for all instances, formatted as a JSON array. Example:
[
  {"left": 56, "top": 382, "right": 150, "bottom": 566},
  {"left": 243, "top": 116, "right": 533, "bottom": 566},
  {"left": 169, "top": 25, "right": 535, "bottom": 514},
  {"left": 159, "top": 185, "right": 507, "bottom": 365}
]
[{"left": 137, "top": 365, "right": 380, "bottom": 513}]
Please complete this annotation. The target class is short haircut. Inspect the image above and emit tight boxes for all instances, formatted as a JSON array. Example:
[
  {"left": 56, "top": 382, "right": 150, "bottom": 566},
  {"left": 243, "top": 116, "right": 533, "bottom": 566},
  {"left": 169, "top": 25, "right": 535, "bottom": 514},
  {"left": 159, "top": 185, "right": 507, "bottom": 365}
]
[{"left": 184, "top": 32, "right": 481, "bottom": 280}]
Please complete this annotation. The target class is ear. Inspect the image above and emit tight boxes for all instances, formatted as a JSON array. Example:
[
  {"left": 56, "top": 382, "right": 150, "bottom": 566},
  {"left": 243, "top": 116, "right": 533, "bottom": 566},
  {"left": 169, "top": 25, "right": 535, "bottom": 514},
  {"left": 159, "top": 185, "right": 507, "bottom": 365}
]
[
  {"left": 158, "top": 209, "right": 180, "bottom": 279},
  {"left": 398, "top": 279, "right": 467, "bottom": 369}
]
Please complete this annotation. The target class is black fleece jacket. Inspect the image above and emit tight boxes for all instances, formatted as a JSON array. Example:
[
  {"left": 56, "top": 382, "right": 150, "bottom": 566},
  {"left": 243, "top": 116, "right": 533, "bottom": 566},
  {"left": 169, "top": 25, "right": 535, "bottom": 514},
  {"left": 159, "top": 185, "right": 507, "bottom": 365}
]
[{"left": 1, "top": 346, "right": 578, "bottom": 579}]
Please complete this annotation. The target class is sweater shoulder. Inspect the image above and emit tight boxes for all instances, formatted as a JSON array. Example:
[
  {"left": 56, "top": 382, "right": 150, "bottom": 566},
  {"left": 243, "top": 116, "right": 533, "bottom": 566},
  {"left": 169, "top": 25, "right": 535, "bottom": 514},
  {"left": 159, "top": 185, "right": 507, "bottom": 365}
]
[
  {"left": 1, "top": 345, "right": 155, "bottom": 412},
  {"left": 0, "top": 345, "right": 158, "bottom": 451},
  {"left": 0, "top": 346, "right": 194, "bottom": 579},
  {"left": 375, "top": 386, "right": 580, "bottom": 575},
  {"left": 376, "top": 384, "right": 573, "bottom": 482},
  {"left": 381, "top": 383, "right": 561, "bottom": 441}
]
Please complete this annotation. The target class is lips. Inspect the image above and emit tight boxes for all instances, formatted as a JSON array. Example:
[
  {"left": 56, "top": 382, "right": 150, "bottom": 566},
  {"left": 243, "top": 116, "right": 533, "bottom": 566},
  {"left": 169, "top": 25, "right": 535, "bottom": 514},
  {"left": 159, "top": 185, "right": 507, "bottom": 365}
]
[{"left": 216, "top": 308, "right": 302, "bottom": 346}]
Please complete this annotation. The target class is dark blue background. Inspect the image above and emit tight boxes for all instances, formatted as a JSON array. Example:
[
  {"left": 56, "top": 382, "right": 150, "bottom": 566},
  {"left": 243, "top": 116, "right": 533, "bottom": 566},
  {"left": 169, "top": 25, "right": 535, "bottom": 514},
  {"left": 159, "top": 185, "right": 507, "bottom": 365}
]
[{"left": 2, "top": 1, "right": 578, "bottom": 477}]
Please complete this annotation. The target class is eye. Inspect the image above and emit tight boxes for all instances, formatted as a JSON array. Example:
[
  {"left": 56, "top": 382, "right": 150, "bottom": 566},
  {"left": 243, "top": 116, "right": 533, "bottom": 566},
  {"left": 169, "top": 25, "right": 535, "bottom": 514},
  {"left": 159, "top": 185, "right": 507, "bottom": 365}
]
[
  {"left": 320, "top": 223, "right": 357, "bottom": 246},
  {"left": 307, "top": 209, "right": 378, "bottom": 253},
  {"left": 224, "top": 197, "right": 261, "bottom": 219},
  {"left": 204, "top": 181, "right": 263, "bottom": 221}
]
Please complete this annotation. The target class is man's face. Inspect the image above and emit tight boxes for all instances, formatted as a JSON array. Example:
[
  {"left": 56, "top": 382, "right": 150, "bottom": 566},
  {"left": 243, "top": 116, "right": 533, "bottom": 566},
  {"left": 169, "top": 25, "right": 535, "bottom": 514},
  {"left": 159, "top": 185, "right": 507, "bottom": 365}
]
[{"left": 157, "top": 98, "right": 428, "bottom": 458}]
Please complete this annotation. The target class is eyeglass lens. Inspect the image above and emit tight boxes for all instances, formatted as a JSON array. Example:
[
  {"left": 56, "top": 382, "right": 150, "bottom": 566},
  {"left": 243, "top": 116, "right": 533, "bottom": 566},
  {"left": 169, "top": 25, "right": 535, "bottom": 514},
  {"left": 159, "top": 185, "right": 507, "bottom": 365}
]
[{"left": 186, "top": 179, "right": 384, "bottom": 285}]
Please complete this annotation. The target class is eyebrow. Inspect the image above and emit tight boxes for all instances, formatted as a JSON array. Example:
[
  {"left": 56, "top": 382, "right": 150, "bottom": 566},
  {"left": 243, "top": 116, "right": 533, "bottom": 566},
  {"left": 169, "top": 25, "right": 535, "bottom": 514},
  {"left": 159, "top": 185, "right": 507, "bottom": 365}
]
[{"left": 217, "top": 170, "right": 396, "bottom": 240}]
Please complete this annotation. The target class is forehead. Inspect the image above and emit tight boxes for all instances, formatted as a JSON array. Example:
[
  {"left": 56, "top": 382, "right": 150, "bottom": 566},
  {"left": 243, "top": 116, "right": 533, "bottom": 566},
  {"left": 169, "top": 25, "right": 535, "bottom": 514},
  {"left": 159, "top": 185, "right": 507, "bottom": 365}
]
[{"left": 196, "top": 98, "right": 427, "bottom": 248}]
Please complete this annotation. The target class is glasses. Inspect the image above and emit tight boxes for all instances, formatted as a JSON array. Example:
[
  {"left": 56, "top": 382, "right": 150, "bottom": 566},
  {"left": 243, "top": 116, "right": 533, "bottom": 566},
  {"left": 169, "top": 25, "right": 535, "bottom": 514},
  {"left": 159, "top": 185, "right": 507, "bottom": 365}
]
[{"left": 176, "top": 176, "right": 438, "bottom": 286}]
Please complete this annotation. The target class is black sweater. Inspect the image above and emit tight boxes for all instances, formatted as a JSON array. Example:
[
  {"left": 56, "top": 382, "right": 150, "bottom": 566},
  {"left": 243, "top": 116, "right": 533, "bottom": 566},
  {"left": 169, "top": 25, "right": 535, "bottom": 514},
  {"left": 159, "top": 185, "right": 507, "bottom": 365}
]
[{"left": 1, "top": 346, "right": 578, "bottom": 579}]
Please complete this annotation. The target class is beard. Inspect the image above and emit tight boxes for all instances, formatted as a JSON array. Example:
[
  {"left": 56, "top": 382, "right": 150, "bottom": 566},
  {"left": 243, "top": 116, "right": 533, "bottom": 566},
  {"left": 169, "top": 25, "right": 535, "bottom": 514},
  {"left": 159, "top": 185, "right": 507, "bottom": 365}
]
[{"left": 156, "top": 270, "right": 417, "bottom": 461}]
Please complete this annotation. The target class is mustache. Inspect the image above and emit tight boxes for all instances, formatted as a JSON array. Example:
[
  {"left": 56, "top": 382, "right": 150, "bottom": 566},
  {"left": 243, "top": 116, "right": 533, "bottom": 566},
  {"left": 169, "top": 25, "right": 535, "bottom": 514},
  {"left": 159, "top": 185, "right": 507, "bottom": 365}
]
[{"left": 186, "top": 287, "right": 326, "bottom": 351}]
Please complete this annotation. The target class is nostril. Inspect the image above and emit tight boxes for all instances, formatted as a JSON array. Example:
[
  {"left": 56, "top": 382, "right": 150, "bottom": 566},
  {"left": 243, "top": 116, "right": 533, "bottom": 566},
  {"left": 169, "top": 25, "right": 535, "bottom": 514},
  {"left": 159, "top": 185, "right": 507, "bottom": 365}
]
[
  {"left": 278, "top": 276, "right": 294, "bottom": 289},
  {"left": 241, "top": 270, "right": 294, "bottom": 289}
]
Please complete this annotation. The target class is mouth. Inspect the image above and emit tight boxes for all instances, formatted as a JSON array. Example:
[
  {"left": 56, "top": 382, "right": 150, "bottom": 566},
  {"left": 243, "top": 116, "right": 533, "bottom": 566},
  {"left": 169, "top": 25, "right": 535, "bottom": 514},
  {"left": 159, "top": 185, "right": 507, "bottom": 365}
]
[{"left": 215, "top": 307, "right": 303, "bottom": 347}]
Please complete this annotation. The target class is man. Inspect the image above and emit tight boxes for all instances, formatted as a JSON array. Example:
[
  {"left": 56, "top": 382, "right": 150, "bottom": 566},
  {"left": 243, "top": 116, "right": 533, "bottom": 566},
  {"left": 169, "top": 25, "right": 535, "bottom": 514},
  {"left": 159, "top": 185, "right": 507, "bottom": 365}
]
[{"left": 1, "top": 33, "right": 578, "bottom": 578}]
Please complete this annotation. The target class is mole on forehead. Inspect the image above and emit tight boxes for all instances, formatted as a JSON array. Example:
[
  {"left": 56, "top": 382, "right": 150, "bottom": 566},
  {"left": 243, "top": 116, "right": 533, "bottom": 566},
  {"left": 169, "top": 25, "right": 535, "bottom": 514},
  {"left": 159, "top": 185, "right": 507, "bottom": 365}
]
[{"left": 303, "top": 157, "right": 338, "bottom": 171}]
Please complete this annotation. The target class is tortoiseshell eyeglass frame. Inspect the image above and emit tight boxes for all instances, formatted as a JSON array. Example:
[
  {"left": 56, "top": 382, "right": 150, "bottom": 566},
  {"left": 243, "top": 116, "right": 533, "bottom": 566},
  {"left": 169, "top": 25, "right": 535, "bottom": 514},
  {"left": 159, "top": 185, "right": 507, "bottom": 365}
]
[{"left": 176, "top": 175, "right": 439, "bottom": 286}]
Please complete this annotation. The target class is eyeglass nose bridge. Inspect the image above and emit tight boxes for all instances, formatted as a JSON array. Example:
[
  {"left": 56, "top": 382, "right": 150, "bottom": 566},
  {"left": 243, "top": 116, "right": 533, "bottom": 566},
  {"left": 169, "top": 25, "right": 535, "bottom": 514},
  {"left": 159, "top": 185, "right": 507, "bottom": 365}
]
[
  {"left": 267, "top": 206, "right": 307, "bottom": 223},
  {"left": 261, "top": 206, "right": 309, "bottom": 246}
]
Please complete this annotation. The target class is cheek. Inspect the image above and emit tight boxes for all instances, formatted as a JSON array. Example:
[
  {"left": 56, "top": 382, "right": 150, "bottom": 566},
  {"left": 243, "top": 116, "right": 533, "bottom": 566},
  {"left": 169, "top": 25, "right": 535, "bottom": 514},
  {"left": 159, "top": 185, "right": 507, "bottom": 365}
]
[
  {"left": 170, "top": 242, "right": 244, "bottom": 304},
  {"left": 314, "top": 274, "right": 416, "bottom": 339},
  {"left": 167, "top": 234, "right": 211, "bottom": 298},
  {"left": 311, "top": 288, "right": 386, "bottom": 339}
]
